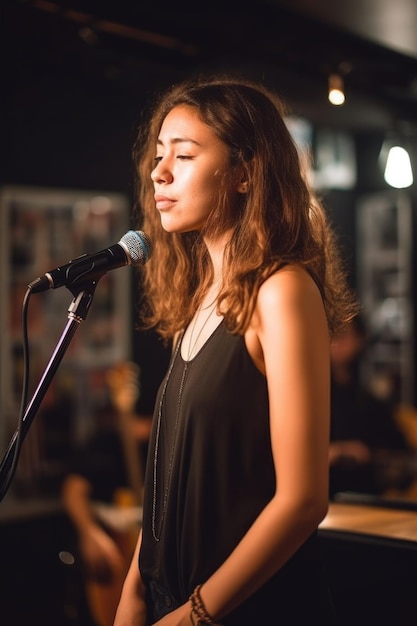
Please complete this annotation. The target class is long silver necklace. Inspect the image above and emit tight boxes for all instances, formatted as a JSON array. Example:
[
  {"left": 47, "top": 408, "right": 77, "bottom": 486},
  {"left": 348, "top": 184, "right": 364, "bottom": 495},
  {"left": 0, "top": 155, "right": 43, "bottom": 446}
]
[{"left": 151, "top": 300, "right": 218, "bottom": 542}]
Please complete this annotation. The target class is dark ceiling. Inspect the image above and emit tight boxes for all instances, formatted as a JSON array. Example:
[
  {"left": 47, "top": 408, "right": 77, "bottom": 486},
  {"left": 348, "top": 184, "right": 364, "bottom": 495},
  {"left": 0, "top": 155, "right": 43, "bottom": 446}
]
[{"left": 3, "top": 0, "right": 417, "bottom": 139}]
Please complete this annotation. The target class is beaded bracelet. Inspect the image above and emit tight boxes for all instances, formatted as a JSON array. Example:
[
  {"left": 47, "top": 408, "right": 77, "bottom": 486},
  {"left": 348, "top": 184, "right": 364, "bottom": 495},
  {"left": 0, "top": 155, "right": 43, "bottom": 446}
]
[{"left": 189, "top": 584, "right": 221, "bottom": 626}]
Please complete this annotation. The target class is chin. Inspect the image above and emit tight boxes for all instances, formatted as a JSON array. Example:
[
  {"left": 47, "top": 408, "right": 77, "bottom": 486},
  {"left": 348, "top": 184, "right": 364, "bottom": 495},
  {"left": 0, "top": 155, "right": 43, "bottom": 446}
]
[
  {"left": 159, "top": 215, "right": 177, "bottom": 232},
  {"left": 160, "top": 218, "right": 199, "bottom": 234},
  {"left": 161, "top": 223, "right": 182, "bottom": 233}
]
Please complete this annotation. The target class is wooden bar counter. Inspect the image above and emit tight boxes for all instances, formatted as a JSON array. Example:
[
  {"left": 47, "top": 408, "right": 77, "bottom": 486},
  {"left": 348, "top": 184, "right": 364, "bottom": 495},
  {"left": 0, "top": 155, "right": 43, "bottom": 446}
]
[{"left": 320, "top": 499, "right": 417, "bottom": 544}]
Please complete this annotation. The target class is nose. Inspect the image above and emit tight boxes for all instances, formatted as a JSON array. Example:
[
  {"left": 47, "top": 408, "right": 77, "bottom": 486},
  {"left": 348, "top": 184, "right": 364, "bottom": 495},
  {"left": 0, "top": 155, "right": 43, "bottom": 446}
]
[{"left": 151, "top": 160, "right": 173, "bottom": 184}]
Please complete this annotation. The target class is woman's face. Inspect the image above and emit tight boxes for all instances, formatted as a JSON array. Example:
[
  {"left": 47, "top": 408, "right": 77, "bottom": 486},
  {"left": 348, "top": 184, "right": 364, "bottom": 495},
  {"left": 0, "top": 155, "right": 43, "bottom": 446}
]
[{"left": 151, "top": 104, "right": 237, "bottom": 234}]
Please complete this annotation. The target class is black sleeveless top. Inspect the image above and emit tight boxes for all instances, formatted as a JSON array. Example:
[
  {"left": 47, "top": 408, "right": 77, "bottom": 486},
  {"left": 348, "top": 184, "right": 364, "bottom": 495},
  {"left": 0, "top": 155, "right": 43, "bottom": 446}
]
[{"left": 139, "top": 321, "right": 338, "bottom": 625}]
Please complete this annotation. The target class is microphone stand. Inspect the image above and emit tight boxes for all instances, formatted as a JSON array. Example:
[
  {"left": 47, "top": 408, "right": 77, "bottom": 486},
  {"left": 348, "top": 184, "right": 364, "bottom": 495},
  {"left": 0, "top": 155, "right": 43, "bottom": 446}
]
[{"left": 0, "top": 283, "right": 97, "bottom": 501}]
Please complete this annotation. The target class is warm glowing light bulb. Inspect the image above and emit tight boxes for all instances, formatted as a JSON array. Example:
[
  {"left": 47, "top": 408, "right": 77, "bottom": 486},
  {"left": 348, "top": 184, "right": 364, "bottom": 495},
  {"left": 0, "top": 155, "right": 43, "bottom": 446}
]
[
  {"left": 384, "top": 146, "right": 413, "bottom": 188},
  {"left": 328, "top": 88, "right": 345, "bottom": 105},
  {"left": 328, "top": 74, "right": 345, "bottom": 106}
]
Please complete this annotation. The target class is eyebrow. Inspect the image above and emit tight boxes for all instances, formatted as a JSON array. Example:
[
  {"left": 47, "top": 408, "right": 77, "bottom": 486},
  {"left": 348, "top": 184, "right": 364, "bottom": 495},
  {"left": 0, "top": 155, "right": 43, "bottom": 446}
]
[{"left": 156, "top": 137, "right": 202, "bottom": 147}]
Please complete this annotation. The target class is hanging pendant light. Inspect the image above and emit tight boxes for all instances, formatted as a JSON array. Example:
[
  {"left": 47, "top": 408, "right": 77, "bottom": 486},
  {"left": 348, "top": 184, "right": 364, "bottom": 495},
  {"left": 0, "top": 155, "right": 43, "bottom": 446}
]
[{"left": 384, "top": 145, "right": 413, "bottom": 188}]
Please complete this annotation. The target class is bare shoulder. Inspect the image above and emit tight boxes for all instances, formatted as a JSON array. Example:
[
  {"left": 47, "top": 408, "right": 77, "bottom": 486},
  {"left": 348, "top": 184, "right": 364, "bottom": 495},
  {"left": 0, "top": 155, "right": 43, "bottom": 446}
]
[
  {"left": 246, "top": 265, "right": 328, "bottom": 372},
  {"left": 257, "top": 264, "right": 323, "bottom": 314},
  {"left": 255, "top": 264, "right": 329, "bottom": 345}
]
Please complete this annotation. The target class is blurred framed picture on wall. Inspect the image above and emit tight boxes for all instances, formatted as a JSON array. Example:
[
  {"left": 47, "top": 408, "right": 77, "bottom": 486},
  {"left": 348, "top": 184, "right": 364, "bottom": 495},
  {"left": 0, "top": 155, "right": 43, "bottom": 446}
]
[{"left": 0, "top": 185, "right": 132, "bottom": 496}]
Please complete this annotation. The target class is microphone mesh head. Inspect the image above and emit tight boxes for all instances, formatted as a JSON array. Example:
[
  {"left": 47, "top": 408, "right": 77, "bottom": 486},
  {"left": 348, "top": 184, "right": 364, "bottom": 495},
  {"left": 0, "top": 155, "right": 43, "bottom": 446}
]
[{"left": 120, "top": 230, "right": 153, "bottom": 265}]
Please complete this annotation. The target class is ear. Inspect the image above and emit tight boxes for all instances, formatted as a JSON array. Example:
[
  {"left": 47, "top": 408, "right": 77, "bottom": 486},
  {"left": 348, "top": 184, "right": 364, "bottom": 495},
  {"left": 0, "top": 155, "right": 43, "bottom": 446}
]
[{"left": 236, "top": 168, "right": 249, "bottom": 194}]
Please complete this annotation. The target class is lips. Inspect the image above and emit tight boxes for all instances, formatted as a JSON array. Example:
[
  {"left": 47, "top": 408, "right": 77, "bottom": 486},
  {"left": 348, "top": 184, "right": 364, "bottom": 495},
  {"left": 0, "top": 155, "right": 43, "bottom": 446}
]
[{"left": 154, "top": 194, "right": 175, "bottom": 210}]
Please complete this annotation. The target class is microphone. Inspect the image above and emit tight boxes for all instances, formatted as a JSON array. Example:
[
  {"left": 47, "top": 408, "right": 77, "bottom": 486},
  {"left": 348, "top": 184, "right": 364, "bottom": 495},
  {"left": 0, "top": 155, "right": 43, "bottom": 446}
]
[{"left": 28, "top": 230, "right": 152, "bottom": 293}]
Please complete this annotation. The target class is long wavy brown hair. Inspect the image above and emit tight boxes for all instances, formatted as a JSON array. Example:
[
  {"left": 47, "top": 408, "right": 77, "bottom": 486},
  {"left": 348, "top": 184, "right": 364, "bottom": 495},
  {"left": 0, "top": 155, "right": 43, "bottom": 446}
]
[{"left": 132, "top": 75, "right": 358, "bottom": 342}]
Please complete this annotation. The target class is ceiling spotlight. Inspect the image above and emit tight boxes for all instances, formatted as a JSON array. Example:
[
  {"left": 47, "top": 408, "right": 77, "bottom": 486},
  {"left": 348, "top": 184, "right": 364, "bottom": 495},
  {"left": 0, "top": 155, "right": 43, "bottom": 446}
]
[{"left": 328, "top": 74, "right": 345, "bottom": 106}]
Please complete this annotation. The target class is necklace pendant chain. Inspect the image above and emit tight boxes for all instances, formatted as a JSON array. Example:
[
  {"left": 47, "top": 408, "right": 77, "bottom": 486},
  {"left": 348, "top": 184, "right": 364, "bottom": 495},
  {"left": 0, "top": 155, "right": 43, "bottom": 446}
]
[{"left": 186, "top": 300, "right": 218, "bottom": 361}]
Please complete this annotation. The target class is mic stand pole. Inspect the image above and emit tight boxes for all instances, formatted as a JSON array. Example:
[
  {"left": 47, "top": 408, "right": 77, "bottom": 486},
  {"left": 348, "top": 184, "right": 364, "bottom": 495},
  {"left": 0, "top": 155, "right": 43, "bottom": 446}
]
[{"left": 0, "top": 285, "right": 97, "bottom": 501}]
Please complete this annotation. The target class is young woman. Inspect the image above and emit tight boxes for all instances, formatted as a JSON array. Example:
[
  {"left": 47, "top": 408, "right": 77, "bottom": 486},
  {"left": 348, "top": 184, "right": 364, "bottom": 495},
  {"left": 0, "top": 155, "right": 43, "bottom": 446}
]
[{"left": 114, "top": 76, "right": 358, "bottom": 625}]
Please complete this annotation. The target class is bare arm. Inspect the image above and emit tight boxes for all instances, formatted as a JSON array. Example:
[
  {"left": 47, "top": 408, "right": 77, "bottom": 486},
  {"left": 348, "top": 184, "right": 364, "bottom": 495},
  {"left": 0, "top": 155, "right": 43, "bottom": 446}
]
[
  {"left": 113, "top": 530, "right": 148, "bottom": 626},
  {"left": 61, "top": 473, "right": 125, "bottom": 582},
  {"left": 62, "top": 473, "right": 97, "bottom": 531},
  {"left": 199, "top": 267, "right": 330, "bottom": 618},
  {"left": 329, "top": 440, "right": 371, "bottom": 465}
]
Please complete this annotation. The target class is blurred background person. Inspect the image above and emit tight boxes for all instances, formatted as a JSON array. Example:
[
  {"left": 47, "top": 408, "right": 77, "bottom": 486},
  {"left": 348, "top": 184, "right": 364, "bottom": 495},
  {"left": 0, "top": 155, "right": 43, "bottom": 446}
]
[
  {"left": 61, "top": 361, "right": 151, "bottom": 626},
  {"left": 329, "top": 312, "right": 415, "bottom": 499}
]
